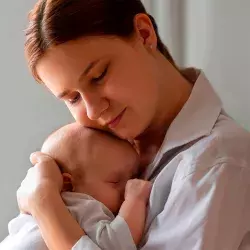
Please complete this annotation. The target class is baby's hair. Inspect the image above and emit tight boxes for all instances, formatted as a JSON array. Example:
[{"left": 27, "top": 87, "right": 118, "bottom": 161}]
[
  {"left": 42, "top": 124, "right": 128, "bottom": 181},
  {"left": 42, "top": 123, "right": 86, "bottom": 174}
]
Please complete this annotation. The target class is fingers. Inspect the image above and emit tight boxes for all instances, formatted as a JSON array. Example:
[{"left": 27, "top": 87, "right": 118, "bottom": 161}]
[
  {"left": 126, "top": 179, "right": 152, "bottom": 188},
  {"left": 62, "top": 173, "right": 74, "bottom": 192},
  {"left": 30, "top": 151, "right": 54, "bottom": 165},
  {"left": 125, "top": 179, "right": 152, "bottom": 202}
]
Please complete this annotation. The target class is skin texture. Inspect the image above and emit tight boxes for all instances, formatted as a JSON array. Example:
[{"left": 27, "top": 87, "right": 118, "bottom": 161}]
[
  {"left": 36, "top": 14, "right": 192, "bottom": 165},
  {"left": 18, "top": 14, "right": 194, "bottom": 249},
  {"left": 41, "top": 124, "right": 150, "bottom": 245},
  {"left": 41, "top": 124, "right": 139, "bottom": 214}
]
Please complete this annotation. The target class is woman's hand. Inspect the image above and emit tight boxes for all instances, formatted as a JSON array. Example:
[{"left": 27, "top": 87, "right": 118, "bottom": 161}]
[
  {"left": 17, "top": 152, "right": 63, "bottom": 215},
  {"left": 17, "top": 152, "right": 85, "bottom": 250}
]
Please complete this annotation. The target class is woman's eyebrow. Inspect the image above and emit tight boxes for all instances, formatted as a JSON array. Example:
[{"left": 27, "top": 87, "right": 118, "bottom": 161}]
[
  {"left": 78, "top": 59, "right": 101, "bottom": 82},
  {"left": 57, "top": 90, "right": 71, "bottom": 99},
  {"left": 57, "top": 59, "right": 101, "bottom": 99}
]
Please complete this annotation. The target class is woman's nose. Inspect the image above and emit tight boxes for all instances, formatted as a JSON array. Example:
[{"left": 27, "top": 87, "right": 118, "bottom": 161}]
[{"left": 83, "top": 93, "right": 109, "bottom": 121}]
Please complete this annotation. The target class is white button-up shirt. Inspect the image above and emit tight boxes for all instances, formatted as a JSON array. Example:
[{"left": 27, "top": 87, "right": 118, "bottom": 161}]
[{"left": 74, "top": 71, "right": 250, "bottom": 250}]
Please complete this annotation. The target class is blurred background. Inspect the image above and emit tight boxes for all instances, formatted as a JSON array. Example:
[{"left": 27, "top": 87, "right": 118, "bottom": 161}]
[
  {"left": 143, "top": 0, "right": 250, "bottom": 129},
  {"left": 0, "top": 0, "right": 249, "bottom": 239}
]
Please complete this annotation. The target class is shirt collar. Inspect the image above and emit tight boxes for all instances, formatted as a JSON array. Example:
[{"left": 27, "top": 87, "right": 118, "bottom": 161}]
[
  {"left": 161, "top": 71, "right": 222, "bottom": 154},
  {"left": 144, "top": 71, "right": 223, "bottom": 180}
]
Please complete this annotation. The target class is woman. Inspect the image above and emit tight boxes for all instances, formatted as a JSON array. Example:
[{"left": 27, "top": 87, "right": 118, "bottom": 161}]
[{"left": 18, "top": 0, "right": 250, "bottom": 249}]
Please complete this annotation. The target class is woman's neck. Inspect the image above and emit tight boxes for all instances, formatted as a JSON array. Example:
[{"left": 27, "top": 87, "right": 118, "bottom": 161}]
[{"left": 135, "top": 65, "right": 197, "bottom": 167}]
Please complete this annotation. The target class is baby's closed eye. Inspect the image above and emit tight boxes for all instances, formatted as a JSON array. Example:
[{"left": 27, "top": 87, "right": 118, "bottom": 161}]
[
  {"left": 107, "top": 179, "right": 122, "bottom": 187},
  {"left": 106, "top": 171, "right": 122, "bottom": 183},
  {"left": 106, "top": 177, "right": 126, "bottom": 189}
]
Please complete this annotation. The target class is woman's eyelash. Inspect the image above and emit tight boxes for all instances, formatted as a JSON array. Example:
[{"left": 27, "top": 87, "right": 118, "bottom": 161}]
[
  {"left": 66, "top": 63, "right": 110, "bottom": 105},
  {"left": 91, "top": 64, "right": 109, "bottom": 84},
  {"left": 68, "top": 93, "right": 81, "bottom": 105}
]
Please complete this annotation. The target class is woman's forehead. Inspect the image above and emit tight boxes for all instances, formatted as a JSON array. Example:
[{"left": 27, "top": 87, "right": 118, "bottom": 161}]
[
  {"left": 36, "top": 36, "right": 133, "bottom": 86},
  {"left": 47, "top": 36, "right": 132, "bottom": 61}
]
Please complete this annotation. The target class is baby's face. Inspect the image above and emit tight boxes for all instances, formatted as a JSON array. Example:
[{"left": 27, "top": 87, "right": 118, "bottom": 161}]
[
  {"left": 77, "top": 132, "right": 139, "bottom": 213},
  {"left": 42, "top": 125, "right": 139, "bottom": 213}
]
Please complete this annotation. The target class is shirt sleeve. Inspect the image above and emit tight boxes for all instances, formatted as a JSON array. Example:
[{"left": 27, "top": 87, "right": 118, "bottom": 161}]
[
  {"left": 72, "top": 236, "right": 102, "bottom": 250},
  {"left": 142, "top": 161, "right": 250, "bottom": 250},
  {"left": 72, "top": 216, "right": 136, "bottom": 250},
  {"left": 96, "top": 215, "right": 137, "bottom": 250},
  {"left": 63, "top": 193, "right": 137, "bottom": 250},
  {"left": 0, "top": 213, "right": 48, "bottom": 250}
]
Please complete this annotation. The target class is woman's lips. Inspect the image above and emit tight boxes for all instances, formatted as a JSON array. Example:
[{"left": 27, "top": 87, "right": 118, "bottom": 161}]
[{"left": 107, "top": 109, "right": 126, "bottom": 129}]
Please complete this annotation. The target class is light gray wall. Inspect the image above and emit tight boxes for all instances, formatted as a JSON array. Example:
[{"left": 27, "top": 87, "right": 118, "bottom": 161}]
[
  {"left": 0, "top": 0, "right": 73, "bottom": 240},
  {"left": 1, "top": 0, "right": 250, "bottom": 241},
  {"left": 184, "top": 0, "right": 250, "bottom": 130},
  {"left": 142, "top": 0, "right": 185, "bottom": 65},
  {"left": 144, "top": 0, "right": 250, "bottom": 130}
]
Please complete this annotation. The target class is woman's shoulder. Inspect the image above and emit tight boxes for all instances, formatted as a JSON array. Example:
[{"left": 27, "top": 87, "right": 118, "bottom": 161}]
[
  {"left": 206, "top": 111, "right": 250, "bottom": 158},
  {"left": 179, "top": 112, "right": 250, "bottom": 176}
]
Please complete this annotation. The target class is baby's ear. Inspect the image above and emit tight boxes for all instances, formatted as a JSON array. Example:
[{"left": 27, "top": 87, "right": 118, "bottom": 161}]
[{"left": 62, "top": 173, "right": 74, "bottom": 192}]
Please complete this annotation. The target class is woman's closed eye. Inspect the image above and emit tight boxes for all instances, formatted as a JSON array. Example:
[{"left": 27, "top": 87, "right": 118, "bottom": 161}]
[
  {"left": 68, "top": 92, "right": 81, "bottom": 105},
  {"left": 65, "top": 63, "right": 110, "bottom": 105},
  {"left": 91, "top": 64, "right": 109, "bottom": 84}
]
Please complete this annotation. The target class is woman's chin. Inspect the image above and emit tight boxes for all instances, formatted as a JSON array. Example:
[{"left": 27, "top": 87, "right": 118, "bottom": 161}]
[
  {"left": 112, "top": 127, "right": 141, "bottom": 141},
  {"left": 112, "top": 130, "right": 128, "bottom": 140}
]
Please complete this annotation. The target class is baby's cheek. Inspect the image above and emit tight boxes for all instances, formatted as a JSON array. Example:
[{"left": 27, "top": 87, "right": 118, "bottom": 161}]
[{"left": 102, "top": 190, "right": 122, "bottom": 214}]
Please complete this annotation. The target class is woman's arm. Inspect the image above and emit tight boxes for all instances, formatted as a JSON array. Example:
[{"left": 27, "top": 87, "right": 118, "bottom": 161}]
[
  {"left": 31, "top": 188, "right": 85, "bottom": 250},
  {"left": 17, "top": 152, "right": 101, "bottom": 250}
]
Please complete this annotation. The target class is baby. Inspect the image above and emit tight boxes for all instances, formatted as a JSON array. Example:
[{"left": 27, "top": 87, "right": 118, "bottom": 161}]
[{"left": 1, "top": 123, "right": 151, "bottom": 250}]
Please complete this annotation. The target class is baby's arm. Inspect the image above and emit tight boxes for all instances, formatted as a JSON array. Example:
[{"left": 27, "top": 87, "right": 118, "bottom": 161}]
[
  {"left": 61, "top": 182, "right": 152, "bottom": 250},
  {"left": 118, "top": 179, "right": 152, "bottom": 245}
]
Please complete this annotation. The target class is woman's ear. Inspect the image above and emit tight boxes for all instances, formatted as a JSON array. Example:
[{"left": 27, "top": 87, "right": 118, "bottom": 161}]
[
  {"left": 133, "top": 13, "right": 157, "bottom": 50},
  {"left": 62, "top": 173, "right": 74, "bottom": 192}
]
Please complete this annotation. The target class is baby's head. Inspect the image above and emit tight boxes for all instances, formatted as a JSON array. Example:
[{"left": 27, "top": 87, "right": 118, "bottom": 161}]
[{"left": 41, "top": 123, "right": 139, "bottom": 213}]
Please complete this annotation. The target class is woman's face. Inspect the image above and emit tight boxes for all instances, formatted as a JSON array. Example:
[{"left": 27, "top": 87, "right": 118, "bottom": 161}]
[{"left": 37, "top": 35, "right": 161, "bottom": 140}]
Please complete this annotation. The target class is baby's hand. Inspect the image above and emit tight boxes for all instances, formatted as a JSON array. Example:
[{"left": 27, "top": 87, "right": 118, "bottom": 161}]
[{"left": 125, "top": 179, "right": 152, "bottom": 204}]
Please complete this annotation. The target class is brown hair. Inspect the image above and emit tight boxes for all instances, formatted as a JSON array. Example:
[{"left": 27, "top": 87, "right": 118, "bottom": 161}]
[{"left": 25, "top": 0, "right": 176, "bottom": 83}]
